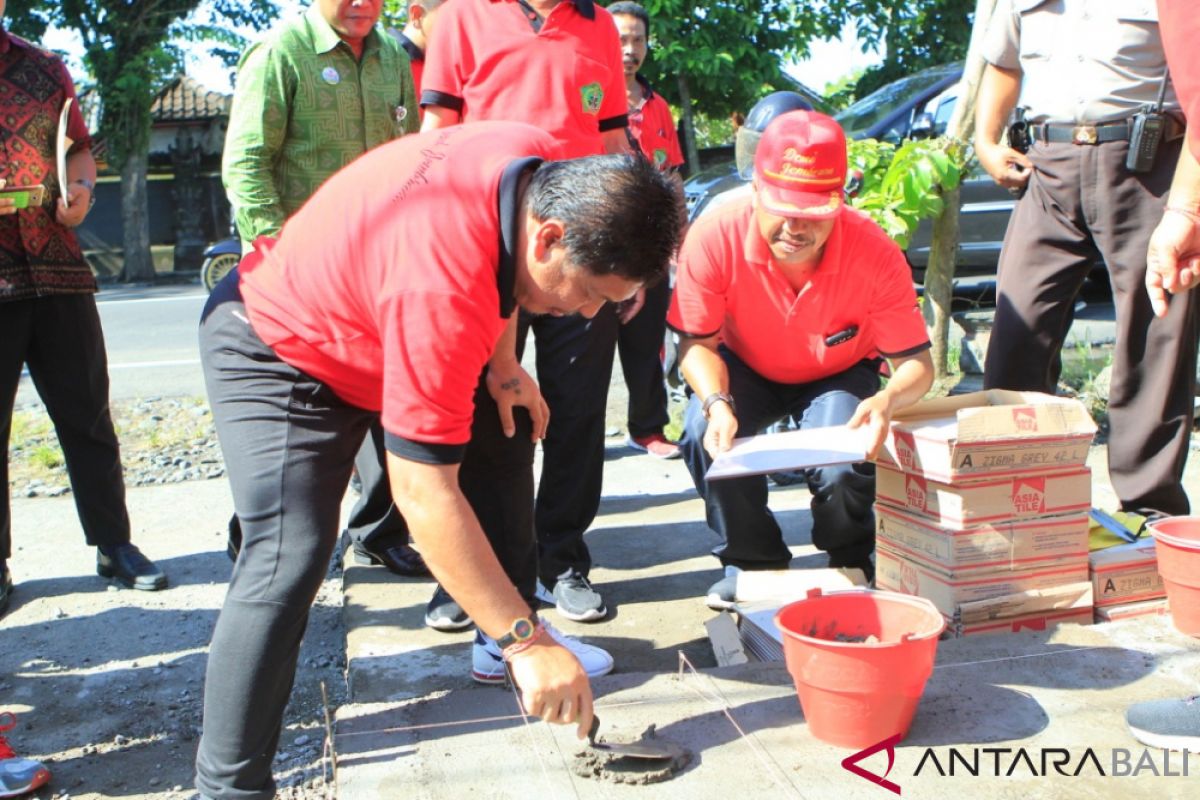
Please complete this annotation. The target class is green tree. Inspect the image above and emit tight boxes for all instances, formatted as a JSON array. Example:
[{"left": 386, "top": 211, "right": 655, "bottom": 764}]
[
  {"left": 7, "top": 0, "right": 275, "bottom": 282},
  {"left": 818, "top": 0, "right": 975, "bottom": 98},
  {"left": 636, "top": 0, "right": 819, "bottom": 171}
]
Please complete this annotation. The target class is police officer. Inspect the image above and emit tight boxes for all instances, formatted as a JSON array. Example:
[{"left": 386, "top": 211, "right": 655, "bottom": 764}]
[{"left": 975, "top": 0, "right": 1197, "bottom": 520}]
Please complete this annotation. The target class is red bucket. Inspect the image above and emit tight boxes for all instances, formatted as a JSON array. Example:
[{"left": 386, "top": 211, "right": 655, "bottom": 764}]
[
  {"left": 776, "top": 588, "right": 944, "bottom": 749},
  {"left": 1146, "top": 516, "right": 1200, "bottom": 637}
]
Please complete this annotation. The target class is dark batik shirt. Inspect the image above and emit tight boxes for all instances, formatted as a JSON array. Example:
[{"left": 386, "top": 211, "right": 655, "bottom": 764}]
[{"left": 0, "top": 27, "right": 94, "bottom": 302}]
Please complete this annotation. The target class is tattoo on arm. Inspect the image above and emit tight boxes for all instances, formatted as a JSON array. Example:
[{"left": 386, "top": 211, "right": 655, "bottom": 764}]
[{"left": 501, "top": 378, "right": 521, "bottom": 394}]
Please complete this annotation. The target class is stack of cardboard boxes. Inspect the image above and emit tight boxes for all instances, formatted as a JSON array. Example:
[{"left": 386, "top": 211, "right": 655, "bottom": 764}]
[
  {"left": 872, "top": 390, "right": 1099, "bottom": 637},
  {"left": 1090, "top": 537, "right": 1167, "bottom": 622}
]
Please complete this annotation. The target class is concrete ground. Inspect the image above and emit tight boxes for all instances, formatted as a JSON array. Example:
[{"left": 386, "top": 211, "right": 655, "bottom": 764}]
[{"left": 335, "top": 441, "right": 1200, "bottom": 800}]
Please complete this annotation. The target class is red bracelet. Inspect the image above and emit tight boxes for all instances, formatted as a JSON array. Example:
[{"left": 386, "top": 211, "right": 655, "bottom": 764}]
[
  {"left": 1166, "top": 206, "right": 1200, "bottom": 224},
  {"left": 500, "top": 621, "right": 547, "bottom": 661}
]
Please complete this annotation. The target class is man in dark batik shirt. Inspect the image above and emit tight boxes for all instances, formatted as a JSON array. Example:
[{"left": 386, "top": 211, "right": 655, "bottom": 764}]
[{"left": 0, "top": 5, "right": 166, "bottom": 618}]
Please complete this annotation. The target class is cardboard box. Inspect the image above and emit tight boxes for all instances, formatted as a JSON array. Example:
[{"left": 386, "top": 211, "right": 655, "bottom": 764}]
[
  {"left": 875, "top": 503, "right": 1089, "bottom": 573},
  {"left": 1089, "top": 538, "right": 1165, "bottom": 608},
  {"left": 875, "top": 465, "right": 1091, "bottom": 527},
  {"left": 877, "top": 390, "right": 1096, "bottom": 483},
  {"left": 950, "top": 606, "right": 1095, "bottom": 637},
  {"left": 1094, "top": 598, "right": 1170, "bottom": 623},
  {"left": 875, "top": 544, "right": 1091, "bottom": 618}
]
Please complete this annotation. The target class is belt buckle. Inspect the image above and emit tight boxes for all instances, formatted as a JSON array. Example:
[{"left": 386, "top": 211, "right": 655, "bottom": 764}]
[{"left": 1071, "top": 125, "right": 1098, "bottom": 145}]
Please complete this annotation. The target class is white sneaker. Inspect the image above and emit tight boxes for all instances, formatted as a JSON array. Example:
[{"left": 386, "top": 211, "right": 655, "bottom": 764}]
[{"left": 470, "top": 622, "right": 615, "bottom": 685}]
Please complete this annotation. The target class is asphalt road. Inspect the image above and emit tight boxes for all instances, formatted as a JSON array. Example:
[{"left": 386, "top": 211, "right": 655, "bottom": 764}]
[
  {"left": 13, "top": 278, "right": 1121, "bottom": 409},
  {"left": 15, "top": 282, "right": 210, "bottom": 406}
]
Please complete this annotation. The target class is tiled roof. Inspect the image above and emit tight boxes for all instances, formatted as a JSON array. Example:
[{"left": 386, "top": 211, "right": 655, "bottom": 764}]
[{"left": 150, "top": 75, "right": 231, "bottom": 122}]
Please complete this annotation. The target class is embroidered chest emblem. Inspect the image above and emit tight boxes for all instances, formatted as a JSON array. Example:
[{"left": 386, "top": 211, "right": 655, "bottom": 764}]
[{"left": 580, "top": 82, "right": 604, "bottom": 115}]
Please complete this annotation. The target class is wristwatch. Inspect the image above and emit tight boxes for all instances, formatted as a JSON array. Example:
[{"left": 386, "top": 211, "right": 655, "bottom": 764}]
[
  {"left": 495, "top": 615, "right": 539, "bottom": 651},
  {"left": 70, "top": 178, "right": 97, "bottom": 211},
  {"left": 702, "top": 391, "right": 736, "bottom": 419}
]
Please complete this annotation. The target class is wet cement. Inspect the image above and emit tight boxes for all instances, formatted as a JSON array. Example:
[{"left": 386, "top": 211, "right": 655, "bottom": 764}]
[{"left": 571, "top": 725, "right": 692, "bottom": 785}]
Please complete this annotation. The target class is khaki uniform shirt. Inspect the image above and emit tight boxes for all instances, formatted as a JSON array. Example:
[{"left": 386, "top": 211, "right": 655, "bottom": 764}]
[
  {"left": 223, "top": 5, "right": 419, "bottom": 243},
  {"left": 983, "top": 0, "right": 1180, "bottom": 124}
]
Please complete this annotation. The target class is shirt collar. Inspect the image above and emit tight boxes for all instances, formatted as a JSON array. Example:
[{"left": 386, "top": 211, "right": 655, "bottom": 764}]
[
  {"left": 497, "top": 156, "right": 544, "bottom": 318},
  {"left": 304, "top": 4, "right": 381, "bottom": 56},
  {"left": 743, "top": 202, "right": 846, "bottom": 277},
  {"left": 395, "top": 31, "right": 423, "bottom": 62},
  {"left": 492, "top": 0, "right": 595, "bottom": 21},
  {"left": 635, "top": 73, "right": 655, "bottom": 101}
]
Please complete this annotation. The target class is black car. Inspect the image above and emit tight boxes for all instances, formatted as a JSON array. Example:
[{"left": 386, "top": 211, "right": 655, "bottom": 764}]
[{"left": 683, "top": 63, "right": 1015, "bottom": 283}]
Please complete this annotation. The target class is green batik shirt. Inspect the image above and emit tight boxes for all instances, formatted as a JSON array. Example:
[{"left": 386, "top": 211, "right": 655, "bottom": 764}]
[{"left": 223, "top": 4, "right": 419, "bottom": 242}]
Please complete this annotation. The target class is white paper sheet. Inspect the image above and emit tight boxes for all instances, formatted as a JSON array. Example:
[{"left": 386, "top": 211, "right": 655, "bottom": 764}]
[
  {"left": 705, "top": 425, "right": 868, "bottom": 480},
  {"left": 57, "top": 98, "right": 73, "bottom": 207}
]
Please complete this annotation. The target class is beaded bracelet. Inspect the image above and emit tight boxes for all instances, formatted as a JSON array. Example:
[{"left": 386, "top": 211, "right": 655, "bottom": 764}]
[
  {"left": 1166, "top": 206, "right": 1200, "bottom": 224},
  {"left": 500, "top": 621, "right": 547, "bottom": 661}
]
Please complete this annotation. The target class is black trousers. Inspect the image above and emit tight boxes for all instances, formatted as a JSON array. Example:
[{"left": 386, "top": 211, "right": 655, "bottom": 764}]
[
  {"left": 517, "top": 306, "right": 619, "bottom": 583},
  {"left": 344, "top": 418, "right": 411, "bottom": 548},
  {"left": 196, "top": 275, "right": 535, "bottom": 798},
  {"left": 617, "top": 278, "right": 672, "bottom": 438},
  {"left": 679, "top": 348, "right": 880, "bottom": 571},
  {"left": 984, "top": 137, "right": 1198, "bottom": 517},
  {"left": 0, "top": 294, "right": 130, "bottom": 560}
]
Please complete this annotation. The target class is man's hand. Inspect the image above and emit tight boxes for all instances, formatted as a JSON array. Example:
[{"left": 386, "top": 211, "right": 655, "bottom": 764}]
[
  {"left": 56, "top": 182, "right": 91, "bottom": 228},
  {"left": 507, "top": 638, "right": 595, "bottom": 738},
  {"left": 1146, "top": 208, "right": 1200, "bottom": 318},
  {"left": 847, "top": 391, "right": 896, "bottom": 460},
  {"left": 702, "top": 402, "right": 738, "bottom": 460},
  {"left": 486, "top": 359, "right": 550, "bottom": 441},
  {"left": 976, "top": 142, "right": 1033, "bottom": 191},
  {"left": 616, "top": 287, "right": 646, "bottom": 325}
]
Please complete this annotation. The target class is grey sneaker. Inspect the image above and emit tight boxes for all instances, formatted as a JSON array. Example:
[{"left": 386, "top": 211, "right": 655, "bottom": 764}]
[
  {"left": 705, "top": 565, "right": 741, "bottom": 611},
  {"left": 1127, "top": 696, "right": 1200, "bottom": 751},
  {"left": 548, "top": 569, "right": 606, "bottom": 622},
  {"left": 424, "top": 585, "right": 472, "bottom": 631}
]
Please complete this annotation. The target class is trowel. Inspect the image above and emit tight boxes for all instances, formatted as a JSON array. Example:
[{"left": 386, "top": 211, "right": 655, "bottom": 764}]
[{"left": 586, "top": 714, "right": 677, "bottom": 761}]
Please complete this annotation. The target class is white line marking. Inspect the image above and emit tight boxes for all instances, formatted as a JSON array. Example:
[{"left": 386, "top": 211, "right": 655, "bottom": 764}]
[{"left": 96, "top": 294, "right": 206, "bottom": 306}]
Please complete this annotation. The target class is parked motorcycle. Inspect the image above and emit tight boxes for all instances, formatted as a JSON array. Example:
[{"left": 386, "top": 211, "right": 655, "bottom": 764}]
[{"left": 201, "top": 225, "right": 241, "bottom": 292}]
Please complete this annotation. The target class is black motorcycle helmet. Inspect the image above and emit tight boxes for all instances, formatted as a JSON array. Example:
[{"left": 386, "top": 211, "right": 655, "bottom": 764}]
[{"left": 735, "top": 91, "right": 815, "bottom": 180}]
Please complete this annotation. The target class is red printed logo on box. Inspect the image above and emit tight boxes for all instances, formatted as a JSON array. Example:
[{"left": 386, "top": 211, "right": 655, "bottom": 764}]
[
  {"left": 894, "top": 430, "right": 916, "bottom": 471},
  {"left": 1011, "top": 476, "right": 1046, "bottom": 514},
  {"left": 905, "top": 475, "right": 928, "bottom": 512},
  {"left": 899, "top": 560, "right": 919, "bottom": 595},
  {"left": 1012, "top": 407, "right": 1038, "bottom": 432}
]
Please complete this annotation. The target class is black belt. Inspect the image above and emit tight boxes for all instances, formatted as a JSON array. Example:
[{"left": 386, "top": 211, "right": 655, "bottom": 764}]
[
  {"left": 1029, "top": 116, "right": 1184, "bottom": 145},
  {"left": 1029, "top": 121, "right": 1130, "bottom": 145}
]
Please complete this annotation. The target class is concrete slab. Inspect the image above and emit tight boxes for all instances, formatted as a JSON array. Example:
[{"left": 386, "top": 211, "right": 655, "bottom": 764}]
[
  {"left": 337, "top": 437, "right": 1200, "bottom": 799},
  {"left": 335, "top": 617, "right": 1200, "bottom": 799}
]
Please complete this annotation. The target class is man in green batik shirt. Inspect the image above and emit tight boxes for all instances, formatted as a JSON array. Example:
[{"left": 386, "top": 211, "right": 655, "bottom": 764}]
[
  {"left": 220, "top": 0, "right": 426, "bottom": 580},
  {"left": 223, "top": 0, "right": 419, "bottom": 243}
]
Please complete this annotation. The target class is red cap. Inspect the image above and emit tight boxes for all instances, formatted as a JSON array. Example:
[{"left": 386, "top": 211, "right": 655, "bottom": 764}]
[{"left": 754, "top": 110, "right": 847, "bottom": 220}]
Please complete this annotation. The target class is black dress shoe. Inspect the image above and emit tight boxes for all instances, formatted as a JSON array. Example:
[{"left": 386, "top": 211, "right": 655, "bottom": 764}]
[
  {"left": 97, "top": 543, "right": 168, "bottom": 591},
  {"left": 0, "top": 560, "right": 11, "bottom": 618},
  {"left": 352, "top": 542, "right": 431, "bottom": 578}
]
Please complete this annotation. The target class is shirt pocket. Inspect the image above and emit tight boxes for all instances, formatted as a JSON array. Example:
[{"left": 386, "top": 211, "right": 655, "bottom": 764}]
[
  {"left": 1015, "top": 0, "right": 1059, "bottom": 62},
  {"left": 1108, "top": 3, "right": 1162, "bottom": 69}
]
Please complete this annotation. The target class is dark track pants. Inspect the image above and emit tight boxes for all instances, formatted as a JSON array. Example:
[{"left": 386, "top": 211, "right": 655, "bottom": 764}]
[
  {"left": 344, "top": 418, "right": 411, "bottom": 549},
  {"left": 519, "top": 306, "right": 619, "bottom": 584},
  {"left": 679, "top": 348, "right": 880, "bottom": 570},
  {"left": 984, "top": 137, "right": 1198, "bottom": 517},
  {"left": 195, "top": 275, "right": 535, "bottom": 798},
  {"left": 0, "top": 294, "right": 130, "bottom": 559},
  {"left": 618, "top": 278, "right": 672, "bottom": 438}
]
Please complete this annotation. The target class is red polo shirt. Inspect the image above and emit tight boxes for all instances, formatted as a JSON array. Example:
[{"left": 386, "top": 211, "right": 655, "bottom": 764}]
[
  {"left": 629, "top": 76, "right": 683, "bottom": 170},
  {"left": 420, "top": 0, "right": 627, "bottom": 158},
  {"left": 667, "top": 196, "right": 929, "bottom": 385},
  {"left": 238, "top": 122, "right": 557, "bottom": 464},
  {"left": 1158, "top": 0, "right": 1199, "bottom": 160}
]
